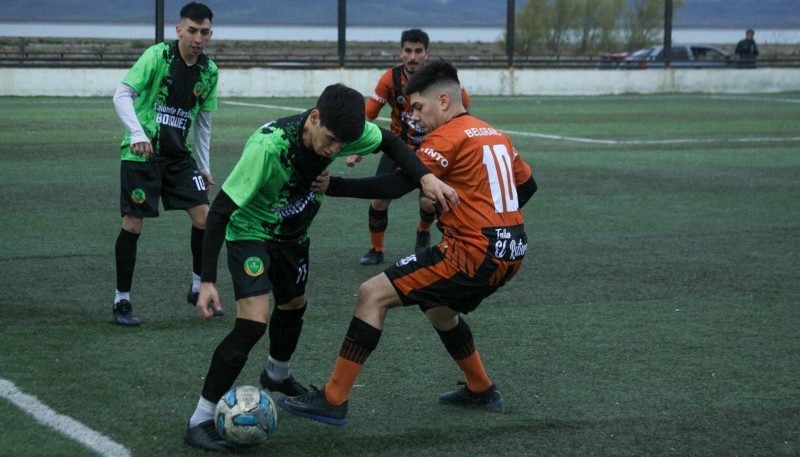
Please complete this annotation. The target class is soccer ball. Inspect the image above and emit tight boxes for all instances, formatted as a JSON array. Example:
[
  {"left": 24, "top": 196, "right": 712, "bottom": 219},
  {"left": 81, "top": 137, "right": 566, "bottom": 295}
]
[{"left": 214, "top": 385, "right": 277, "bottom": 446}]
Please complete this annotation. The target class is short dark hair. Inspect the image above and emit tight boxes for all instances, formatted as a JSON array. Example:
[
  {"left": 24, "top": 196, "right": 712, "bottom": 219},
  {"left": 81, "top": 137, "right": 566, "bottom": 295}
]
[
  {"left": 401, "top": 28, "right": 429, "bottom": 49},
  {"left": 180, "top": 2, "right": 213, "bottom": 23},
  {"left": 315, "top": 83, "right": 365, "bottom": 143},
  {"left": 746, "top": 28, "right": 755, "bottom": 34},
  {"left": 404, "top": 59, "right": 460, "bottom": 97}
]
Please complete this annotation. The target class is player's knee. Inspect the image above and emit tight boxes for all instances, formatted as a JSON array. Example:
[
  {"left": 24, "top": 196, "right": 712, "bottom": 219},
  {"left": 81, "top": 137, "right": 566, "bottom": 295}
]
[
  {"left": 371, "top": 199, "right": 390, "bottom": 211},
  {"left": 276, "top": 295, "right": 306, "bottom": 311},
  {"left": 419, "top": 197, "right": 435, "bottom": 213}
]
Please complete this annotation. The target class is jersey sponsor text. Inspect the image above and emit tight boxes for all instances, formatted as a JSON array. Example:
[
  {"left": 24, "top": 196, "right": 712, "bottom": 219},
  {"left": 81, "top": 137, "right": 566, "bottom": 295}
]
[
  {"left": 464, "top": 127, "right": 502, "bottom": 138},
  {"left": 418, "top": 146, "right": 449, "bottom": 168},
  {"left": 154, "top": 104, "right": 191, "bottom": 130}
]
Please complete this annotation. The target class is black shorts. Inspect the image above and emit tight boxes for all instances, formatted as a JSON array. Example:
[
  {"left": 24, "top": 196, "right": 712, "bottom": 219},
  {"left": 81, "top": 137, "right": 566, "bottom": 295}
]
[
  {"left": 119, "top": 157, "right": 209, "bottom": 218},
  {"left": 226, "top": 239, "right": 310, "bottom": 305},
  {"left": 384, "top": 247, "right": 500, "bottom": 315}
]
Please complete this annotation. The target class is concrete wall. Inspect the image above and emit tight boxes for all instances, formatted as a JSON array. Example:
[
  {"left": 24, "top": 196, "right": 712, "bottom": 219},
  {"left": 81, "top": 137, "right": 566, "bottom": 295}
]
[{"left": 1, "top": 67, "right": 798, "bottom": 97}]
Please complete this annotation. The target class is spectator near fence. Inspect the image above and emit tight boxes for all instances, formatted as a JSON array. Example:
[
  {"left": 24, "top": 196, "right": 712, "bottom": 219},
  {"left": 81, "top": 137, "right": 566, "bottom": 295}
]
[{"left": 735, "top": 29, "right": 759, "bottom": 68}]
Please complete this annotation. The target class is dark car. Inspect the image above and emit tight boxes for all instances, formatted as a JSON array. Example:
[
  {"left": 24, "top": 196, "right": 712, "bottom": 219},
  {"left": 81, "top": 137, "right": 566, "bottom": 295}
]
[{"left": 599, "top": 44, "right": 734, "bottom": 69}]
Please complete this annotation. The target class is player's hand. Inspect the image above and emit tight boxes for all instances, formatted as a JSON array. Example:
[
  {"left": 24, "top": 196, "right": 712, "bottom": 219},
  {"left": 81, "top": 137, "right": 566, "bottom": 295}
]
[
  {"left": 201, "top": 170, "right": 215, "bottom": 191},
  {"left": 419, "top": 173, "right": 458, "bottom": 212},
  {"left": 130, "top": 141, "right": 153, "bottom": 159},
  {"left": 311, "top": 170, "right": 330, "bottom": 193},
  {"left": 196, "top": 282, "right": 222, "bottom": 320},
  {"left": 345, "top": 155, "right": 362, "bottom": 167}
]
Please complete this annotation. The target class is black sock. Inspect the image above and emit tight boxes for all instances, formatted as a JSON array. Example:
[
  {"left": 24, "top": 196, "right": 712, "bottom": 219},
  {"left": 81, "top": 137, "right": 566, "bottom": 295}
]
[
  {"left": 268, "top": 303, "right": 307, "bottom": 361},
  {"left": 419, "top": 207, "right": 436, "bottom": 224},
  {"left": 435, "top": 317, "right": 476, "bottom": 361},
  {"left": 201, "top": 318, "right": 267, "bottom": 402},
  {"left": 368, "top": 206, "right": 388, "bottom": 233},
  {"left": 115, "top": 228, "right": 140, "bottom": 292},
  {"left": 339, "top": 316, "right": 382, "bottom": 364},
  {"left": 191, "top": 226, "right": 204, "bottom": 277}
]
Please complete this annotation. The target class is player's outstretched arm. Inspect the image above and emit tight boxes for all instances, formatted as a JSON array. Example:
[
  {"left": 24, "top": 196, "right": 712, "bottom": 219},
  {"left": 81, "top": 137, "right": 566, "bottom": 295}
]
[{"left": 324, "top": 171, "right": 417, "bottom": 199}]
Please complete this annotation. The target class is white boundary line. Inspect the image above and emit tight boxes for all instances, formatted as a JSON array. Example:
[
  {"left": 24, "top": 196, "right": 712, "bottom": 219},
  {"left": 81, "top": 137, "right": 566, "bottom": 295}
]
[
  {"left": 0, "top": 379, "right": 132, "bottom": 457},
  {"left": 222, "top": 100, "right": 800, "bottom": 146}
]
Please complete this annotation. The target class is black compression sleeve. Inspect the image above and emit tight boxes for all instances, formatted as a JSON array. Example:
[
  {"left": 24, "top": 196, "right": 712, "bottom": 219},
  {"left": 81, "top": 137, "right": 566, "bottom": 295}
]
[
  {"left": 326, "top": 171, "right": 418, "bottom": 199},
  {"left": 517, "top": 176, "right": 538, "bottom": 209},
  {"left": 201, "top": 190, "right": 238, "bottom": 283},
  {"left": 376, "top": 127, "right": 431, "bottom": 182}
]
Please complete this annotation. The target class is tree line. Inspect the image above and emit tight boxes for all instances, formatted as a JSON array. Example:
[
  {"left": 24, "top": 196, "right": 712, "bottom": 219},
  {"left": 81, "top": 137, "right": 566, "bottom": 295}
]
[{"left": 510, "top": 0, "right": 686, "bottom": 57}]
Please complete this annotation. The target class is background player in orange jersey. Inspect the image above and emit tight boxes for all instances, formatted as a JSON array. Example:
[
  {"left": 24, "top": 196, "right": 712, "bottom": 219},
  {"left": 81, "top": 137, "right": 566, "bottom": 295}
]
[
  {"left": 348, "top": 29, "right": 471, "bottom": 266},
  {"left": 279, "top": 60, "right": 537, "bottom": 425}
]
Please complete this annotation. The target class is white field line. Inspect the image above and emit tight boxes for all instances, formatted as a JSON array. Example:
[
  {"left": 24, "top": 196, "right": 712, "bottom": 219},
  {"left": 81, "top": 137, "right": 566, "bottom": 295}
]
[
  {"left": 0, "top": 379, "right": 132, "bottom": 457},
  {"left": 708, "top": 94, "right": 800, "bottom": 104},
  {"left": 222, "top": 100, "right": 800, "bottom": 146}
]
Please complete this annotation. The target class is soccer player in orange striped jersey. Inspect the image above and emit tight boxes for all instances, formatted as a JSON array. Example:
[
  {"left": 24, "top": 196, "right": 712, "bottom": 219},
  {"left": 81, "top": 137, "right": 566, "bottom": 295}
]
[
  {"left": 349, "top": 29, "right": 471, "bottom": 266},
  {"left": 279, "top": 60, "right": 537, "bottom": 425}
]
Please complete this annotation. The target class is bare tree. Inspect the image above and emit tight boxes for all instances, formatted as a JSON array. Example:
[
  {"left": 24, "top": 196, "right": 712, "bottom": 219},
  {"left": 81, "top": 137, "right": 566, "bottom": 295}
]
[
  {"left": 514, "top": 0, "right": 550, "bottom": 56},
  {"left": 624, "top": 0, "right": 686, "bottom": 50},
  {"left": 544, "top": 0, "right": 580, "bottom": 57},
  {"left": 577, "top": 0, "right": 625, "bottom": 54},
  {"left": 511, "top": 0, "right": 685, "bottom": 57}
]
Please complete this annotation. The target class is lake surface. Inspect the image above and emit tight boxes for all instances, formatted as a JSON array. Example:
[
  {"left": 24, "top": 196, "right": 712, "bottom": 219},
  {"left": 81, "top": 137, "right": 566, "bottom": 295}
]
[{"left": 1, "top": 23, "right": 798, "bottom": 44}]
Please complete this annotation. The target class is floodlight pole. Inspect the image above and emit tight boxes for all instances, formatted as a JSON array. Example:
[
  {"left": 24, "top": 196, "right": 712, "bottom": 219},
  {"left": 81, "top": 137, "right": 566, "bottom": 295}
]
[
  {"left": 506, "top": 0, "right": 515, "bottom": 68},
  {"left": 155, "top": 0, "right": 165, "bottom": 44},
  {"left": 663, "top": 0, "right": 673, "bottom": 69},
  {"left": 338, "top": 0, "right": 346, "bottom": 67}
]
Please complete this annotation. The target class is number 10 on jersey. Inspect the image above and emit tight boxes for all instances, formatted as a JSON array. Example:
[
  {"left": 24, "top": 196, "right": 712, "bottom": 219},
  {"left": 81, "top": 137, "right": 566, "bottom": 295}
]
[{"left": 482, "top": 144, "right": 518, "bottom": 213}]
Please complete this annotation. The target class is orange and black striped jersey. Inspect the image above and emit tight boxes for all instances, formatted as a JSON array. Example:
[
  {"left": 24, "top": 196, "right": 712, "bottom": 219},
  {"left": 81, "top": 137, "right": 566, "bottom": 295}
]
[
  {"left": 417, "top": 113, "right": 532, "bottom": 285},
  {"left": 366, "top": 65, "right": 471, "bottom": 148}
]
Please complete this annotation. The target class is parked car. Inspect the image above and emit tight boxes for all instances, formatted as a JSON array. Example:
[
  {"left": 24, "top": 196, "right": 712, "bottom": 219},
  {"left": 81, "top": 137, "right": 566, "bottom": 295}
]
[{"left": 599, "top": 44, "right": 734, "bottom": 69}]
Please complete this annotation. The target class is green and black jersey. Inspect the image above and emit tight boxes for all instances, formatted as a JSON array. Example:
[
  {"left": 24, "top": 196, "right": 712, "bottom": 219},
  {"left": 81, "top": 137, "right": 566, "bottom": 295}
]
[
  {"left": 221, "top": 111, "right": 387, "bottom": 244},
  {"left": 119, "top": 41, "right": 218, "bottom": 161}
]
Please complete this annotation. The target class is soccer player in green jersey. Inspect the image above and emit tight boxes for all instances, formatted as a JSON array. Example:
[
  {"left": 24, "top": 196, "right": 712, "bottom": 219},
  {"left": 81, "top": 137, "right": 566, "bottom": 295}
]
[
  {"left": 183, "top": 83, "right": 458, "bottom": 452},
  {"left": 111, "top": 2, "right": 219, "bottom": 326}
]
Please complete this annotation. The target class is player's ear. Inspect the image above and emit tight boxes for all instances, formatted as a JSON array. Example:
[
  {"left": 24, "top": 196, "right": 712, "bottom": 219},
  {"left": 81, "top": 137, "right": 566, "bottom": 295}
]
[
  {"left": 308, "top": 109, "right": 320, "bottom": 125},
  {"left": 438, "top": 92, "right": 450, "bottom": 111}
]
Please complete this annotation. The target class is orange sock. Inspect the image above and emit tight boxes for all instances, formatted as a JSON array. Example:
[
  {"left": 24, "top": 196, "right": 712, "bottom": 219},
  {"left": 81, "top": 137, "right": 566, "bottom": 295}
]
[
  {"left": 369, "top": 231, "right": 385, "bottom": 252},
  {"left": 324, "top": 356, "right": 365, "bottom": 406},
  {"left": 455, "top": 350, "right": 493, "bottom": 393}
]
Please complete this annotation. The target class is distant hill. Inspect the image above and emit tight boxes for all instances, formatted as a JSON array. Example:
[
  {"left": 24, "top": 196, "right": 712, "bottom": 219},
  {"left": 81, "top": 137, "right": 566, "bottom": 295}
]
[{"left": 2, "top": 0, "right": 798, "bottom": 28}]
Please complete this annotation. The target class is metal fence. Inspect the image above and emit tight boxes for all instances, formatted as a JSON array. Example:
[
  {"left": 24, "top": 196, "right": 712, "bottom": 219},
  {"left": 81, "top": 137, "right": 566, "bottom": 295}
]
[{"left": 1, "top": 50, "right": 798, "bottom": 69}]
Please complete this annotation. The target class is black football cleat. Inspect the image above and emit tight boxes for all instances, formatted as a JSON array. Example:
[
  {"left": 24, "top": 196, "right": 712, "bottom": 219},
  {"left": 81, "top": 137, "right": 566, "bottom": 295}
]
[
  {"left": 112, "top": 299, "right": 140, "bottom": 327},
  {"left": 184, "top": 420, "right": 232, "bottom": 452},
  {"left": 359, "top": 248, "right": 384, "bottom": 265},
  {"left": 438, "top": 383, "right": 505, "bottom": 412},
  {"left": 277, "top": 388, "right": 347, "bottom": 426},
  {"left": 260, "top": 371, "right": 309, "bottom": 397}
]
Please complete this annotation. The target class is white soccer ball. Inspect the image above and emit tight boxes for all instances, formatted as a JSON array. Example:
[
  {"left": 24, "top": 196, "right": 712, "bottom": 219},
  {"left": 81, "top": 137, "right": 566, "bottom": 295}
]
[{"left": 214, "top": 385, "right": 278, "bottom": 446}]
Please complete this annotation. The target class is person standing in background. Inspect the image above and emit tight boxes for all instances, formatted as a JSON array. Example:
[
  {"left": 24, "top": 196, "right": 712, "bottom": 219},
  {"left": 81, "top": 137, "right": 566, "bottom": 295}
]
[
  {"left": 111, "top": 1, "right": 219, "bottom": 326},
  {"left": 734, "top": 28, "right": 759, "bottom": 68},
  {"left": 349, "top": 28, "right": 471, "bottom": 266}
]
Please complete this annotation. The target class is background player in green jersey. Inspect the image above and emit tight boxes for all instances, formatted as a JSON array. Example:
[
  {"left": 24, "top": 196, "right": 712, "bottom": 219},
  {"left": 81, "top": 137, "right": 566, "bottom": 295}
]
[
  {"left": 183, "top": 83, "right": 458, "bottom": 452},
  {"left": 111, "top": 2, "right": 219, "bottom": 326}
]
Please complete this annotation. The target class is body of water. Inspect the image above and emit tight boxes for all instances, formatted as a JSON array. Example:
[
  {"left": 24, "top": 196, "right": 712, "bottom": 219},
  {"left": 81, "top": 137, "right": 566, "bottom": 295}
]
[{"left": 1, "top": 23, "right": 798, "bottom": 44}]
